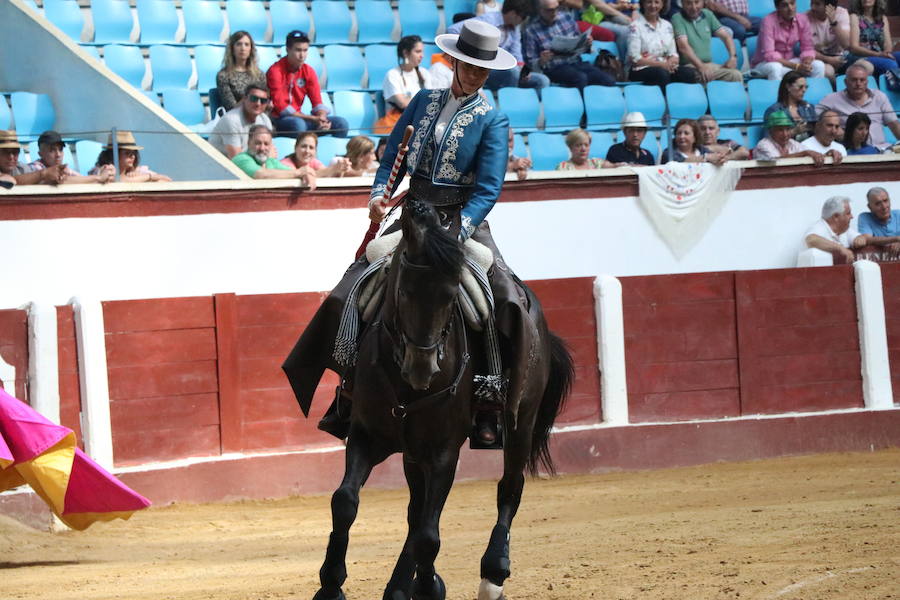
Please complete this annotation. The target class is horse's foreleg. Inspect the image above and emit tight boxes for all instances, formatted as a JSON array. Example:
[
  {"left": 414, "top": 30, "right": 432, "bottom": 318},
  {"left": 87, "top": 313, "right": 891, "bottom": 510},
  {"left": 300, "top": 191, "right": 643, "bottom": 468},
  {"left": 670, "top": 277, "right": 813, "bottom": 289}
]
[
  {"left": 382, "top": 460, "right": 426, "bottom": 600},
  {"left": 409, "top": 453, "right": 458, "bottom": 600},
  {"left": 478, "top": 421, "right": 532, "bottom": 600},
  {"left": 315, "top": 428, "right": 388, "bottom": 600}
]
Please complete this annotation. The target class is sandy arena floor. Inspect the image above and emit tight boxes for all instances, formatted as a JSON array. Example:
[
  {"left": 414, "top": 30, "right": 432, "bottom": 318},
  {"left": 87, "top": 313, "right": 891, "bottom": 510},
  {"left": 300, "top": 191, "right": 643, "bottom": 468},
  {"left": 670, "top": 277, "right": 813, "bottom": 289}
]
[{"left": 2, "top": 449, "right": 898, "bottom": 600}]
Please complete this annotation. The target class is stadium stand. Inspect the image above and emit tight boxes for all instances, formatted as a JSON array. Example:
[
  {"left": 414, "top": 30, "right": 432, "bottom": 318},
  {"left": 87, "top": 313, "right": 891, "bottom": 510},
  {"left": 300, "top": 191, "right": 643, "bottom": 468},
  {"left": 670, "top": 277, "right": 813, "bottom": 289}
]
[
  {"left": 137, "top": 0, "right": 180, "bottom": 45},
  {"left": 149, "top": 44, "right": 194, "bottom": 91},
  {"left": 880, "top": 75, "right": 900, "bottom": 113},
  {"left": 324, "top": 45, "right": 366, "bottom": 91},
  {"left": 43, "top": 0, "right": 83, "bottom": 42},
  {"left": 103, "top": 44, "right": 147, "bottom": 89},
  {"left": 317, "top": 135, "right": 350, "bottom": 166},
  {"left": 591, "top": 131, "right": 616, "bottom": 159},
  {"left": 665, "top": 83, "right": 709, "bottom": 121},
  {"left": 256, "top": 46, "right": 280, "bottom": 73},
  {"left": 443, "top": 0, "right": 475, "bottom": 23},
  {"left": 365, "top": 44, "right": 398, "bottom": 92},
  {"left": 527, "top": 132, "right": 570, "bottom": 170},
  {"left": 141, "top": 90, "right": 162, "bottom": 105},
  {"left": 718, "top": 126, "right": 747, "bottom": 147},
  {"left": 747, "top": 78, "right": 779, "bottom": 122},
  {"left": 710, "top": 37, "right": 743, "bottom": 70},
  {"left": 624, "top": 85, "right": 666, "bottom": 127},
  {"left": 398, "top": 0, "right": 441, "bottom": 42},
  {"left": 747, "top": 0, "right": 770, "bottom": 19},
  {"left": 10, "top": 92, "right": 56, "bottom": 141},
  {"left": 270, "top": 0, "right": 311, "bottom": 46},
  {"left": 542, "top": 87, "right": 585, "bottom": 132},
  {"left": 835, "top": 74, "right": 878, "bottom": 91},
  {"left": 90, "top": 0, "right": 136, "bottom": 45},
  {"left": 311, "top": 1, "right": 353, "bottom": 45},
  {"left": 73, "top": 139, "right": 103, "bottom": 175},
  {"left": 803, "top": 77, "right": 834, "bottom": 107},
  {"left": 273, "top": 136, "right": 295, "bottom": 160},
  {"left": 195, "top": 45, "right": 224, "bottom": 93},
  {"left": 584, "top": 85, "right": 626, "bottom": 132},
  {"left": 161, "top": 89, "right": 207, "bottom": 129},
  {"left": 182, "top": 0, "right": 225, "bottom": 45},
  {"left": 356, "top": 0, "right": 396, "bottom": 45},
  {"left": 332, "top": 90, "right": 377, "bottom": 136},
  {"left": 498, "top": 87, "right": 541, "bottom": 133},
  {"left": 512, "top": 132, "right": 528, "bottom": 160},
  {"left": 225, "top": 0, "right": 269, "bottom": 45},
  {"left": 706, "top": 80, "right": 749, "bottom": 124}
]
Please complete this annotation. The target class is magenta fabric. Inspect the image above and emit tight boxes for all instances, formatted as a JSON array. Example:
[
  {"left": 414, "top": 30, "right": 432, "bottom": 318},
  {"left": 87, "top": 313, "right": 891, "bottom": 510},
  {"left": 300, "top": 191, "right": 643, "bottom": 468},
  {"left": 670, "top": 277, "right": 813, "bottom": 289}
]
[
  {"left": 63, "top": 448, "right": 151, "bottom": 514},
  {"left": 0, "top": 388, "right": 69, "bottom": 463}
]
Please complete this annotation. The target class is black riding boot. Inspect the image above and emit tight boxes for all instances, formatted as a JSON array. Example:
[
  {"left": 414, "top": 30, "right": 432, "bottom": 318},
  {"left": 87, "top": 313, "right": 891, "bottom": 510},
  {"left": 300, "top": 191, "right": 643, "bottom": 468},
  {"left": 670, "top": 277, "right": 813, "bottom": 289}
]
[
  {"left": 471, "top": 409, "right": 503, "bottom": 450},
  {"left": 317, "top": 375, "right": 353, "bottom": 440}
]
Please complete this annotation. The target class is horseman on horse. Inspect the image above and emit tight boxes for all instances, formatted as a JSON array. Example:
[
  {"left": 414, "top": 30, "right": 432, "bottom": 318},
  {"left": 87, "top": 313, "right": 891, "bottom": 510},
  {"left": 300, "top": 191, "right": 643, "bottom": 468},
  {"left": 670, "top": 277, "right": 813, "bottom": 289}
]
[{"left": 282, "top": 19, "right": 536, "bottom": 448}]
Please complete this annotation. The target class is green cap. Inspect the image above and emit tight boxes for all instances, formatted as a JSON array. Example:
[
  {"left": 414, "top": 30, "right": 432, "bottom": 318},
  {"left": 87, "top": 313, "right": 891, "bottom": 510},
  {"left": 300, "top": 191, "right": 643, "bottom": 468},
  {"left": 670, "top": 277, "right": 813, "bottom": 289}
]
[{"left": 765, "top": 110, "right": 794, "bottom": 129}]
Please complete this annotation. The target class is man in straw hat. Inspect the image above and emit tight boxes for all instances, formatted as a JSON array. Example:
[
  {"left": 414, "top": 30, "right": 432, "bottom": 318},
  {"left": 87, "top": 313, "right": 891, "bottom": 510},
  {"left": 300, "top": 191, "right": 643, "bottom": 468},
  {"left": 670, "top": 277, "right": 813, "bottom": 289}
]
[
  {"left": 0, "top": 130, "right": 67, "bottom": 186},
  {"left": 283, "top": 20, "right": 532, "bottom": 448}
]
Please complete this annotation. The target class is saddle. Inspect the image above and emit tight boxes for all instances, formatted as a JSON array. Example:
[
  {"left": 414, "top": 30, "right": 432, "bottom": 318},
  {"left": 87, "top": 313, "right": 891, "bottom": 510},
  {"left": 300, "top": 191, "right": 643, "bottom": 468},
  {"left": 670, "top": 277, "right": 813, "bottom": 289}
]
[{"left": 359, "top": 231, "right": 495, "bottom": 331}]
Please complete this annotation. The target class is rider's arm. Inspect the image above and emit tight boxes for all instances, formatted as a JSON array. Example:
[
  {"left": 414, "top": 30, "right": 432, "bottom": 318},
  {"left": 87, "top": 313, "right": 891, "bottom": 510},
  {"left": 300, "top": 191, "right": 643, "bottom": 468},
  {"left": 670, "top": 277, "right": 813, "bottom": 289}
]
[
  {"left": 460, "top": 111, "right": 509, "bottom": 241},
  {"left": 371, "top": 90, "right": 429, "bottom": 201}
]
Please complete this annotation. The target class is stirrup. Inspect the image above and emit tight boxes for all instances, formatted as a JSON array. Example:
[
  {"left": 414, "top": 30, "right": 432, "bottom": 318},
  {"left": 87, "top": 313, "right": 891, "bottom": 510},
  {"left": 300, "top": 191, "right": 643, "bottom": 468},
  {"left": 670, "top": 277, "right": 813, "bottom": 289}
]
[
  {"left": 470, "top": 411, "right": 503, "bottom": 450},
  {"left": 317, "top": 381, "right": 352, "bottom": 440}
]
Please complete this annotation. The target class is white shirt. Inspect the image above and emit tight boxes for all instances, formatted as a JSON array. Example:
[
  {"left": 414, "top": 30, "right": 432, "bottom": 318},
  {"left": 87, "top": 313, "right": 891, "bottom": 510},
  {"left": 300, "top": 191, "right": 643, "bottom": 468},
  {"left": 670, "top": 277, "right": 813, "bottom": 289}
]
[
  {"left": 383, "top": 66, "right": 433, "bottom": 107},
  {"left": 801, "top": 136, "right": 847, "bottom": 157},
  {"left": 434, "top": 90, "right": 479, "bottom": 144},
  {"left": 429, "top": 62, "right": 453, "bottom": 89},
  {"left": 803, "top": 218, "right": 861, "bottom": 253}
]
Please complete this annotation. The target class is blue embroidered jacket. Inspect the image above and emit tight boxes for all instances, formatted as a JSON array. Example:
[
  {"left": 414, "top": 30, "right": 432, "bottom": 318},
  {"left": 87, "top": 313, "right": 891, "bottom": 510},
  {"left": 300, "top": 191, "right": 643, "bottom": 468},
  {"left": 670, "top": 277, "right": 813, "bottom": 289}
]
[{"left": 371, "top": 88, "right": 510, "bottom": 239}]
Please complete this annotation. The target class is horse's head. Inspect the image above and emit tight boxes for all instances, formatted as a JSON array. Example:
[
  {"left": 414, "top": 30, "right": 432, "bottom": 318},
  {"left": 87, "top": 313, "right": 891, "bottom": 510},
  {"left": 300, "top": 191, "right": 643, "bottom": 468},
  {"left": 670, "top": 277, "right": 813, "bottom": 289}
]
[{"left": 394, "top": 198, "right": 465, "bottom": 390}]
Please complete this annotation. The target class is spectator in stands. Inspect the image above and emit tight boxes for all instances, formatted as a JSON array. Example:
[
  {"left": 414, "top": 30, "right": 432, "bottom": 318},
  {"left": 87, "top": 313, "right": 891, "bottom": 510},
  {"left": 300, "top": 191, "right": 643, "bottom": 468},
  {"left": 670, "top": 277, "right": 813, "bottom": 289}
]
[
  {"left": 753, "top": 109, "right": 828, "bottom": 163},
  {"left": 340, "top": 135, "right": 379, "bottom": 177},
  {"left": 25, "top": 130, "right": 115, "bottom": 184},
  {"left": 817, "top": 62, "right": 900, "bottom": 149},
  {"left": 664, "top": 118, "right": 717, "bottom": 162},
  {"left": 751, "top": 0, "right": 826, "bottom": 80},
  {"left": 280, "top": 131, "right": 347, "bottom": 178},
  {"left": 627, "top": 0, "right": 701, "bottom": 87},
  {"left": 803, "top": 195, "right": 868, "bottom": 262},
  {"left": 697, "top": 114, "right": 751, "bottom": 159},
  {"left": 216, "top": 30, "right": 266, "bottom": 111},
  {"left": 523, "top": 0, "right": 616, "bottom": 88},
  {"left": 508, "top": 128, "right": 532, "bottom": 180},
  {"left": 90, "top": 131, "right": 172, "bottom": 183},
  {"left": 800, "top": 108, "right": 846, "bottom": 161},
  {"left": 429, "top": 53, "right": 455, "bottom": 89},
  {"left": 706, "top": 0, "right": 760, "bottom": 42},
  {"left": 842, "top": 111, "right": 881, "bottom": 154},
  {"left": 857, "top": 187, "right": 900, "bottom": 254},
  {"left": 0, "top": 173, "right": 14, "bottom": 190},
  {"left": 449, "top": 0, "right": 551, "bottom": 92},
  {"left": 235, "top": 125, "right": 317, "bottom": 187},
  {"left": 563, "top": 0, "right": 632, "bottom": 59},
  {"left": 374, "top": 36, "right": 434, "bottom": 134},
  {"left": 606, "top": 112, "right": 657, "bottom": 164},
  {"left": 557, "top": 128, "right": 613, "bottom": 169},
  {"left": 807, "top": 0, "right": 851, "bottom": 80},
  {"left": 267, "top": 31, "right": 349, "bottom": 139},
  {"left": 209, "top": 84, "right": 274, "bottom": 158},
  {"left": 672, "top": 0, "right": 742, "bottom": 83},
  {"left": 476, "top": 0, "right": 502, "bottom": 14},
  {"left": 0, "top": 129, "right": 67, "bottom": 185},
  {"left": 763, "top": 70, "right": 818, "bottom": 141},
  {"left": 375, "top": 137, "right": 389, "bottom": 163},
  {"left": 847, "top": 0, "right": 900, "bottom": 77}
]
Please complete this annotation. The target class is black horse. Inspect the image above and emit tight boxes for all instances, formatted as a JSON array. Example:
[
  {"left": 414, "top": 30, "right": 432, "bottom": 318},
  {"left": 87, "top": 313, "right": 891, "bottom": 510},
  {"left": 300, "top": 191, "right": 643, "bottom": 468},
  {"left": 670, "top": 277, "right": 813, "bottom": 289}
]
[{"left": 312, "top": 198, "right": 574, "bottom": 600}]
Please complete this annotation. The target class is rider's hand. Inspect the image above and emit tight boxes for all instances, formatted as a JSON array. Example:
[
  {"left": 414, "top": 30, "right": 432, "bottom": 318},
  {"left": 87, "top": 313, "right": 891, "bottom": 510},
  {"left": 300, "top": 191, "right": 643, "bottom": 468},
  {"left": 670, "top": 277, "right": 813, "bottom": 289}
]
[{"left": 368, "top": 195, "right": 387, "bottom": 222}]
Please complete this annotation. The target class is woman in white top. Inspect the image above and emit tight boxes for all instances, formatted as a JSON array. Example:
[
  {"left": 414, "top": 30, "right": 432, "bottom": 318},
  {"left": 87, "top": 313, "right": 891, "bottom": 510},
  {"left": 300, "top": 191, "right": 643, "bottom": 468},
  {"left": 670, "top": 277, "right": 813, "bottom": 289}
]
[
  {"left": 374, "top": 35, "right": 433, "bottom": 134},
  {"left": 627, "top": 0, "right": 700, "bottom": 87}
]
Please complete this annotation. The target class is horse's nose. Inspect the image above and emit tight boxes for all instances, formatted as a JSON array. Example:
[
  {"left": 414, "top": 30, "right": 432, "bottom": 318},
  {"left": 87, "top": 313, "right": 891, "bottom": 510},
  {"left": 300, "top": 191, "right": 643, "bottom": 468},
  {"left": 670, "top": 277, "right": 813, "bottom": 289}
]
[{"left": 401, "top": 350, "right": 440, "bottom": 391}]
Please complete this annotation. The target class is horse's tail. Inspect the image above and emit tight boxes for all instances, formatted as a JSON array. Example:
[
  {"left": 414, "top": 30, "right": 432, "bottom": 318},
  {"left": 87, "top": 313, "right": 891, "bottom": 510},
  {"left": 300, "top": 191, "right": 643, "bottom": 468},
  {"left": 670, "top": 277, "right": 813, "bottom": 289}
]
[{"left": 527, "top": 331, "right": 574, "bottom": 477}]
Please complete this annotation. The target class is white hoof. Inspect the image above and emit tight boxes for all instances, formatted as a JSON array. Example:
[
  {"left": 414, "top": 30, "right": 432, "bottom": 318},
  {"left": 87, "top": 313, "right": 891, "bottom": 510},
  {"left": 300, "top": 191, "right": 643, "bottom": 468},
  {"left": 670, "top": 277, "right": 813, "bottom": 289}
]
[{"left": 477, "top": 578, "right": 504, "bottom": 600}]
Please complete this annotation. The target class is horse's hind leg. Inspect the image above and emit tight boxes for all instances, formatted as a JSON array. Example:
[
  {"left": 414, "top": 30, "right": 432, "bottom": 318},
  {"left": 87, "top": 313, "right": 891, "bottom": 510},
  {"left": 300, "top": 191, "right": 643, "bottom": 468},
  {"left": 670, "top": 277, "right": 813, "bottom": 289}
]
[
  {"left": 314, "top": 427, "right": 389, "bottom": 600},
  {"left": 478, "top": 423, "right": 531, "bottom": 600}
]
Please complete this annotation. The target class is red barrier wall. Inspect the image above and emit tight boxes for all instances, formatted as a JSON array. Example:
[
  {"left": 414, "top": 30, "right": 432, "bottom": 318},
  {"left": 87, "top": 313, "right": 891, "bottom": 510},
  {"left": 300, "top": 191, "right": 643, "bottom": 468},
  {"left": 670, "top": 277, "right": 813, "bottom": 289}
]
[
  {"left": 56, "top": 305, "right": 84, "bottom": 443},
  {"left": 878, "top": 263, "right": 900, "bottom": 404},
  {"left": 0, "top": 308, "right": 28, "bottom": 400}
]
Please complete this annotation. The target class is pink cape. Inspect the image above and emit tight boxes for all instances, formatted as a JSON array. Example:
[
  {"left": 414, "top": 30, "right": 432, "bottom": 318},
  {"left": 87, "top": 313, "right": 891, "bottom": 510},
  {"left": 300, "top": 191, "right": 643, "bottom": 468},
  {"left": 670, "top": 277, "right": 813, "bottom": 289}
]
[{"left": 0, "top": 388, "right": 150, "bottom": 530}]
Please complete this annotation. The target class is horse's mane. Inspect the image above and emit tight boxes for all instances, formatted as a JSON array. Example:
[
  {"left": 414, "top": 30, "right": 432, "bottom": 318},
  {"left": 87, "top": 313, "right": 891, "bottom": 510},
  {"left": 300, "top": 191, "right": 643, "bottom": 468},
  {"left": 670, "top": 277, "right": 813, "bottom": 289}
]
[{"left": 405, "top": 198, "right": 465, "bottom": 278}]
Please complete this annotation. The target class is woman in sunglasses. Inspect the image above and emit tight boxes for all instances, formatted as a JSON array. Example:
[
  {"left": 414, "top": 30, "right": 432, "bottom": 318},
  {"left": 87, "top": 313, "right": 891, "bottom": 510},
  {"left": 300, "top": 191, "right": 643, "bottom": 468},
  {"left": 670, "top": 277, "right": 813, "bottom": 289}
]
[{"left": 209, "top": 84, "right": 275, "bottom": 158}]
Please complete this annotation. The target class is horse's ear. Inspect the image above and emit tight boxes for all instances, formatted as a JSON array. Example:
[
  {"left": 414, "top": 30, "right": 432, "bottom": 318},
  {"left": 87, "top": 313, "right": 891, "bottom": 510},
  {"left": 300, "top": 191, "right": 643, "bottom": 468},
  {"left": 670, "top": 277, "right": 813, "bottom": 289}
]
[{"left": 401, "top": 199, "right": 428, "bottom": 254}]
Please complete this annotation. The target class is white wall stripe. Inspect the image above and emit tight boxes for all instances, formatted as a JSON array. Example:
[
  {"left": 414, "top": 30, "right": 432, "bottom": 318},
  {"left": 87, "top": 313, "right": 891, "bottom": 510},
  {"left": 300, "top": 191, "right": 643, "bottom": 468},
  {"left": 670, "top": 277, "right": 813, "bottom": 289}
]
[
  {"left": 853, "top": 260, "right": 894, "bottom": 410},
  {"left": 593, "top": 275, "right": 629, "bottom": 426}
]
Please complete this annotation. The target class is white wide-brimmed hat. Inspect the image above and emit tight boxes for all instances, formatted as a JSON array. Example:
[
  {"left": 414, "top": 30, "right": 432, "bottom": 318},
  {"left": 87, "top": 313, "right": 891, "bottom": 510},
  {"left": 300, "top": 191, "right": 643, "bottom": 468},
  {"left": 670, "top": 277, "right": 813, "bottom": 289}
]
[
  {"left": 622, "top": 112, "right": 648, "bottom": 129},
  {"left": 435, "top": 20, "right": 517, "bottom": 71}
]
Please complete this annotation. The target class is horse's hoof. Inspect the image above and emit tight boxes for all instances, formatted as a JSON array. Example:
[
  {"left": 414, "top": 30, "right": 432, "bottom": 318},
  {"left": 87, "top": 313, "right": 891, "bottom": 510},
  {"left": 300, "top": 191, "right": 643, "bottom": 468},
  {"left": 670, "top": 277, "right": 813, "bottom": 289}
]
[
  {"left": 312, "top": 589, "right": 346, "bottom": 600},
  {"left": 477, "top": 578, "right": 504, "bottom": 600},
  {"left": 411, "top": 573, "right": 445, "bottom": 600},
  {"left": 383, "top": 591, "right": 410, "bottom": 600}
]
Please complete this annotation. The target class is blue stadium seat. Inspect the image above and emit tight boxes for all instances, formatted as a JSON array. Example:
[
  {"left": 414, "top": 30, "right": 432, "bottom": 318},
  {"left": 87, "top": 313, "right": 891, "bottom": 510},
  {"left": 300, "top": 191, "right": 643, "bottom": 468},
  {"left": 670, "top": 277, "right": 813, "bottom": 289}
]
[
  {"left": 306, "top": 48, "right": 325, "bottom": 80},
  {"left": 443, "top": 0, "right": 475, "bottom": 23},
  {"left": 512, "top": 132, "right": 527, "bottom": 159},
  {"left": 541, "top": 87, "right": 584, "bottom": 132},
  {"left": 526, "top": 132, "right": 570, "bottom": 170},
  {"left": 835, "top": 74, "right": 878, "bottom": 91},
  {"left": 27, "top": 141, "right": 74, "bottom": 167},
  {"left": 591, "top": 132, "right": 615, "bottom": 160},
  {"left": 744, "top": 36, "right": 757, "bottom": 64},
  {"left": 317, "top": 136, "right": 349, "bottom": 165},
  {"left": 141, "top": 90, "right": 161, "bottom": 105},
  {"left": 747, "top": 78, "right": 779, "bottom": 122},
  {"left": 298, "top": 89, "right": 335, "bottom": 117},
  {"left": 879, "top": 74, "right": 900, "bottom": 113},
  {"left": 332, "top": 90, "right": 377, "bottom": 135},
  {"left": 398, "top": 0, "right": 440, "bottom": 42},
  {"left": 803, "top": 77, "right": 833, "bottom": 107},
  {"left": 365, "top": 44, "right": 397, "bottom": 91},
  {"left": 43, "top": 0, "right": 84, "bottom": 42},
  {"left": 641, "top": 131, "right": 659, "bottom": 163},
  {"left": 584, "top": 85, "right": 625, "bottom": 131},
  {"left": 747, "top": 0, "right": 770, "bottom": 19},
  {"left": 0, "top": 97, "right": 11, "bottom": 130},
  {"left": 623, "top": 85, "right": 665, "bottom": 126},
  {"left": 795, "top": 0, "right": 810, "bottom": 13},
  {"left": 717, "top": 126, "right": 746, "bottom": 147},
  {"left": 80, "top": 45, "right": 102, "bottom": 60},
  {"left": 497, "top": 87, "right": 540, "bottom": 132},
  {"left": 74, "top": 140, "right": 103, "bottom": 175},
  {"left": 90, "top": 0, "right": 135, "bottom": 45},
  {"left": 257, "top": 46, "right": 280, "bottom": 72},
  {"left": 273, "top": 136, "right": 295, "bottom": 160},
  {"left": 422, "top": 43, "right": 439, "bottom": 67},
  {"left": 103, "top": 44, "right": 147, "bottom": 89},
  {"left": 10, "top": 92, "right": 56, "bottom": 141},
  {"left": 324, "top": 45, "right": 366, "bottom": 91},
  {"left": 746, "top": 124, "right": 764, "bottom": 147},
  {"left": 706, "top": 80, "right": 748, "bottom": 124},
  {"left": 356, "top": 0, "right": 396, "bottom": 45},
  {"left": 162, "top": 89, "right": 207, "bottom": 126},
  {"left": 594, "top": 40, "right": 619, "bottom": 58},
  {"left": 195, "top": 45, "right": 224, "bottom": 93},
  {"left": 226, "top": 0, "right": 269, "bottom": 44},
  {"left": 271, "top": 0, "right": 311, "bottom": 46},
  {"left": 150, "top": 45, "right": 194, "bottom": 90},
  {"left": 311, "top": 2, "right": 353, "bottom": 44},
  {"left": 182, "top": 0, "right": 225, "bottom": 45},
  {"left": 666, "top": 82, "right": 708, "bottom": 120},
  {"left": 137, "top": 0, "right": 180, "bottom": 44},
  {"left": 710, "top": 37, "right": 743, "bottom": 70}
]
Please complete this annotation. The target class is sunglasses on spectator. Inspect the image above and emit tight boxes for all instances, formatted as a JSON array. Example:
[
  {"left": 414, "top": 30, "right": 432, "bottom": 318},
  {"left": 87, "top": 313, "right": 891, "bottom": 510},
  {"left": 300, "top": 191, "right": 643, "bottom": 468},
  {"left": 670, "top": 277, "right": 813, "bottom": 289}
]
[{"left": 248, "top": 95, "right": 270, "bottom": 104}]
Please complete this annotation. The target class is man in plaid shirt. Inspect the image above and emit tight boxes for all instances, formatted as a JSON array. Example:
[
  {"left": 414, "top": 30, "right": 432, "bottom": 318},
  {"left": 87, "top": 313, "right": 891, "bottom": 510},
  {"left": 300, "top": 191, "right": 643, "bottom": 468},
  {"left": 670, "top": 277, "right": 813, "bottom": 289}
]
[
  {"left": 706, "top": 0, "right": 761, "bottom": 41},
  {"left": 523, "top": 0, "right": 615, "bottom": 88}
]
